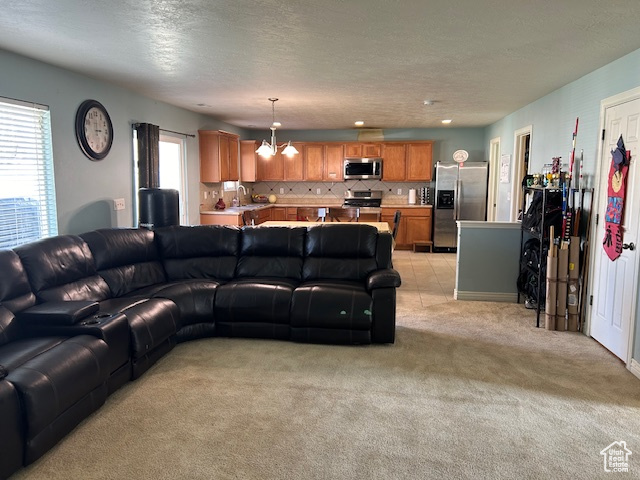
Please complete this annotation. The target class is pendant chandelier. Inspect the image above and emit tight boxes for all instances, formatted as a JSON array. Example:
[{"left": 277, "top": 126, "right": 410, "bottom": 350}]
[{"left": 256, "top": 98, "right": 299, "bottom": 158}]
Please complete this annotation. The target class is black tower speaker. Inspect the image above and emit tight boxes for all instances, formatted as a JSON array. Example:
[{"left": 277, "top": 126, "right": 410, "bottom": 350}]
[{"left": 138, "top": 188, "right": 179, "bottom": 229}]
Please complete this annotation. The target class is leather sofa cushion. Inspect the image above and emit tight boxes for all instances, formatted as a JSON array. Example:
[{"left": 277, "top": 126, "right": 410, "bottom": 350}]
[
  {"left": 154, "top": 225, "right": 239, "bottom": 281},
  {"left": 98, "top": 297, "right": 179, "bottom": 360},
  {"left": 215, "top": 278, "right": 297, "bottom": 326},
  {"left": 15, "top": 235, "right": 111, "bottom": 303},
  {"left": 151, "top": 279, "right": 219, "bottom": 328},
  {"left": 0, "top": 303, "right": 21, "bottom": 347},
  {"left": 81, "top": 229, "right": 167, "bottom": 297},
  {"left": 302, "top": 225, "right": 378, "bottom": 282},
  {"left": 5, "top": 335, "right": 109, "bottom": 454},
  {"left": 0, "top": 250, "right": 36, "bottom": 314},
  {"left": 236, "top": 227, "right": 305, "bottom": 279},
  {"left": 291, "top": 282, "right": 373, "bottom": 330},
  {"left": 0, "top": 379, "right": 23, "bottom": 479},
  {"left": 0, "top": 336, "right": 69, "bottom": 370}
]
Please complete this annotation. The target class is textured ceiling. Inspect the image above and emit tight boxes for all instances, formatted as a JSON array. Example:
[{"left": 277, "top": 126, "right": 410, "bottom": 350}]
[{"left": 1, "top": 0, "right": 640, "bottom": 130}]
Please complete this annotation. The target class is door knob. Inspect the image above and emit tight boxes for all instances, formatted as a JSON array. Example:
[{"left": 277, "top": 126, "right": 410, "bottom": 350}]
[{"left": 623, "top": 242, "right": 636, "bottom": 251}]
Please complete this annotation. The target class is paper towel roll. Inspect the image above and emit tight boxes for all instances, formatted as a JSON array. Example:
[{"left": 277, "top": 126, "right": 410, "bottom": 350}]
[{"left": 408, "top": 188, "right": 416, "bottom": 205}]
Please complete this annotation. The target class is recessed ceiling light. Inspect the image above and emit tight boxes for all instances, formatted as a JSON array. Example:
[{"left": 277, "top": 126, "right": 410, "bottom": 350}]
[
  {"left": 441, "top": 119, "right": 452, "bottom": 124},
  {"left": 423, "top": 100, "right": 435, "bottom": 106},
  {"left": 354, "top": 121, "right": 364, "bottom": 127}
]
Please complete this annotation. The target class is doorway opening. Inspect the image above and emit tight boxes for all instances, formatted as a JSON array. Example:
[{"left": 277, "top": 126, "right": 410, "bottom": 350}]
[
  {"left": 159, "top": 134, "right": 188, "bottom": 224},
  {"left": 511, "top": 126, "right": 532, "bottom": 221}
]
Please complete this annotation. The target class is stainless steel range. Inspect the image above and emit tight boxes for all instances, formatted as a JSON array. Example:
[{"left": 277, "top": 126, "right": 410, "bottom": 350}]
[
  {"left": 343, "top": 190, "right": 382, "bottom": 220},
  {"left": 343, "top": 190, "right": 383, "bottom": 208}
]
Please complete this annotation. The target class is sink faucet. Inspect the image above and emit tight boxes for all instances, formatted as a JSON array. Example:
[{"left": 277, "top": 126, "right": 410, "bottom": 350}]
[{"left": 237, "top": 184, "right": 247, "bottom": 205}]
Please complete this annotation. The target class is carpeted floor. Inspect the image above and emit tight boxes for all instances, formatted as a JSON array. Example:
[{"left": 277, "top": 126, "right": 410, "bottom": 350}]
[{"left": 13, "top": 255, "right": 640, "bottom": 479}]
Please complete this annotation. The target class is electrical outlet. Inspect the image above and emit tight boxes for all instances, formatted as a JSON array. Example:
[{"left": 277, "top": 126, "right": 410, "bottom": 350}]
[
  {"left": 113, "top": 198, "right": 125, "bottom": 211},
  {"left": 397, "top": 188, "right": 402, "bottom": 195},
  {"left": 280, "top": 188, "right": 284, "bottom": 194},
  {"left": 316, "top": 188, "right": 322, "bottom": 195}
]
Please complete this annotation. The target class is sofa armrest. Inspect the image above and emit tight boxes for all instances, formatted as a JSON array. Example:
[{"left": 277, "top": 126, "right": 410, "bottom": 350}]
[
  {"left": 366, "top": 269, "right": 401, "bottom": 291},
  {"left": 19, "top": 301, "right": 100, "bottom": 325}
]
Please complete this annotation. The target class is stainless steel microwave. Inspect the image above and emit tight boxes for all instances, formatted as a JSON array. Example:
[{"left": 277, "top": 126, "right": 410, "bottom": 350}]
[{"left": 343, "top": 158, "right": 382, "bottom": 180}]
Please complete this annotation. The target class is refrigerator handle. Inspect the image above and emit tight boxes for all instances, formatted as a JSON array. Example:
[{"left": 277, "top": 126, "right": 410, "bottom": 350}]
[{"left": 453, "top": 179, "right": 461, "bottom": 219}]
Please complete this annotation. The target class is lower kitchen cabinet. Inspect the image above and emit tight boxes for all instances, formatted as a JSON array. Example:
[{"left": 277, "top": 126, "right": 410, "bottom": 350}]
[{"left": 381, "top": 207, "right": 432, "bottom": 250}]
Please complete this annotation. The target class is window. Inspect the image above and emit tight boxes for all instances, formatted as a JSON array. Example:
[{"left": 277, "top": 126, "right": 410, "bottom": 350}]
[
  {"left": 0, "top": 97, "right": 57, "bottom": 249},
  {"left": 159, "top": 134, "right": 187, "bottom": 224}
]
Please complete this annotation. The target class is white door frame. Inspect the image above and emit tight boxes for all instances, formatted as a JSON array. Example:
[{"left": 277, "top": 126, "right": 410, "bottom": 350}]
[
  {"left": 586, "top": 85, "right": 640, "bottom": 368},
  {"left": 510, "top": 125, "right": 532, "bottom": 221},
  {"left": 487, "top": 136, "right": 500, "bottom": 221}
]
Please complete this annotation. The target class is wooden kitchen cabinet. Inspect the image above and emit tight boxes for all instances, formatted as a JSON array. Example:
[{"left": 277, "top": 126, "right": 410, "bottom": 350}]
[
  {"left": 381, "top": 207, "right": 432, "bottom": 250},
  {"left": 283, "top": 142, "right": 304, "bottom": 181},
  {"left": 406, "top": 142, "right": 433, "bottom": 181},
  {"left": 325, "top": 143, "right": 344, "bottom": 181},
  {"left": 200, "top": 213, "right": 242, "bottom": 226},
  {"left": 240, "top": 140, "right": 259, "bottom": 182},
  {"left": 257, "top": 149, "right": 284, "bottom": 181},
  {"left": 345, "top": 143, "right": 382, "bottom": 158},
  {"left": 199, "top": 130, "right": 239, "bottom": 183},
  {"left": 381, "top": 141, "right": 433, "bottom": 182},
  {"left": 304, "top": 143, "right": 325, "bottom": 181},
  {"left": 242, "top": 141, "right": 303, "bottom": 181},
  {"left": 270, "top": 207, "right": 287, "bottom": 221},
  {"left": 381, "top": 143, "right": 407, "bottom": 181}
]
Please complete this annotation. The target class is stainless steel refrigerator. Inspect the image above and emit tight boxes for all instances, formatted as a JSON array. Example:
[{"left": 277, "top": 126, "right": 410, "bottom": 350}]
[{"left": 433, "top": 161, "right": 489, "bottom": 250}]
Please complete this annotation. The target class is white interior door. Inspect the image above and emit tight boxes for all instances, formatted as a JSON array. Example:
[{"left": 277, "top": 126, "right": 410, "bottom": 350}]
[{"left": 590, "top": 96, "right": 640, "bottom": 361}]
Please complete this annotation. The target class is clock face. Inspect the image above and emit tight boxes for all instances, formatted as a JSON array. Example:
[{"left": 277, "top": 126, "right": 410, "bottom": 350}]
[
  {"left": 453, "top": 149, "right": 469, "bottom": 163},
  {"left": 75, "top": 100, "right": 113, "bottom": 160}
]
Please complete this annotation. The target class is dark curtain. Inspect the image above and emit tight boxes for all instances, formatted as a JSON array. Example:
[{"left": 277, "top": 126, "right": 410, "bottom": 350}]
[{"left": 135, "top": 123, "right": 160, "bottom": 188}]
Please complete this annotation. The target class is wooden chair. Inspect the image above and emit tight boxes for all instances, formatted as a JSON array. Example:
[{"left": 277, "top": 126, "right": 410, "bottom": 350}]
[
  {"left": 392, "top": 210, "right": 401, "bottom": 239},
  {"left": 328, "top": 207, "right": 360, "bottom": 222},
  {"left": 296, "top": 207, "right": 327, "bottom": 222},
  {"left": 242, "top": 209, "right": 259, "bottom": 226}
]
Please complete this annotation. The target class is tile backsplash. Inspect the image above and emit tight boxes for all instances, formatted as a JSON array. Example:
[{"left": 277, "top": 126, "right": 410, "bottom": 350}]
[{"left": 200, "top": 180, "right": 433, "bottom": 209}]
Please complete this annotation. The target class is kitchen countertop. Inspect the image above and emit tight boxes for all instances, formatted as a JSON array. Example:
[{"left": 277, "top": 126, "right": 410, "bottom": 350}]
[{"left": 200, "top": 203, "right": 432, "bottom": 215}]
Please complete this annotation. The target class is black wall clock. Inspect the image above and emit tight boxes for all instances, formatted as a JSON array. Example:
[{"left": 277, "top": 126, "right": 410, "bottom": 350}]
[{"left": 75, "top": 99, "right": 113, "bottom": 160}]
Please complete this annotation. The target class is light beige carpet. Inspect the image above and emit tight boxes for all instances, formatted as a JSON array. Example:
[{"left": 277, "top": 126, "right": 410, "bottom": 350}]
[{"left": 13, "top": 298, "right": 640, "bottom": 479}]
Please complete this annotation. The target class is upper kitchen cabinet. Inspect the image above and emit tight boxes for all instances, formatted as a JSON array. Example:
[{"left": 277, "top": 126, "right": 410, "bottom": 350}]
[
  {"left": 257, "top": 149, "right": 284, "bottom": 181},
  {"left": 304, "top": 143, "right": 325, "bottom": 181},
  {"left": 240, "top": 140, "right": 259, "bottom": 182},
  {"left": 345, "top": 143, "right": 382, "bottom": 158},
  {"left": 284, "top": 142, "right": 305, "bottom": 181},
  {"left": 241, "top": 140, "right": 304, "bottom": 182},
  {"left": 381, "top": 141, "right": 433, "bottom": 181},
  {"left": 199, "top": 130, "right": 239, "bottom": 183},
  {"left": 325, "top": 144, "right": 344, "bottom": 181},
  {"left": 381, "top": 143, "right": 406, "bottom": 181},
  {"left": 406, "top": 142, "right": 433, "bottom": 181}
]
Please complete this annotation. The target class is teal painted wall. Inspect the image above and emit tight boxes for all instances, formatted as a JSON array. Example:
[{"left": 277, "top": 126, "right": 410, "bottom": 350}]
[
  {"left": 249, "top": 127, "right": 487, "bottom": 167},
  {"left": 486, "top": 48, "right": 640, "bottom": 222},
  {"left": 485, "top": 47, "right": 640, "bottom": 362},
  {"left": 0, "top": 48, "right": 241, "bottom": 234}
]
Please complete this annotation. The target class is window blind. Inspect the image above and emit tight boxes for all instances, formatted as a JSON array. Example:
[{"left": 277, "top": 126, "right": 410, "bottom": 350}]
[{"left": 0, "top": 97, "right": 58, "bottom": 249}]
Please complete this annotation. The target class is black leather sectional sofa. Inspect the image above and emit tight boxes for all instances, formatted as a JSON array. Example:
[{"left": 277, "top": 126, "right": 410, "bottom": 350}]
[{"left": 0, "top": 223, "right": 400, "bottom": 478}]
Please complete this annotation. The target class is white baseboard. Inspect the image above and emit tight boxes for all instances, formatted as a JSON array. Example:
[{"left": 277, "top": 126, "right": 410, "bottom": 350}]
[
  {"left": 454, "top": 290, "right": 518, "bottom": 303},
  {"left": 629, "top": 359, "right": 640, "bottom": 380}
]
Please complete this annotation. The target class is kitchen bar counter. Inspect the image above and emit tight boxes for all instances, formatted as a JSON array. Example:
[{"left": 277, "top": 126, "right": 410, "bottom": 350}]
[{"left": 200, "top": 203, "right": 432, "bottom": 215}]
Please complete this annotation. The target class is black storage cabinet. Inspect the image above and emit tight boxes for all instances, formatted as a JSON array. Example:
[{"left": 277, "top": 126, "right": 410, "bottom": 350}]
[{"left": 138, "top": 188, "right": 179, "bottom": 229}]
